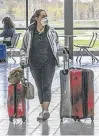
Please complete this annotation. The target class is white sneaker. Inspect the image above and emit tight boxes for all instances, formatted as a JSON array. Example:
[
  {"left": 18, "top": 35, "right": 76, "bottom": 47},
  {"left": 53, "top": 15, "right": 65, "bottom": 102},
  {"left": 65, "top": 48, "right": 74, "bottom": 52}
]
[
  {"left": 42, "top": 111, "right": 50, "bottom": 121},
  {"left": 37, "top": 111, "right": 43, "bottom": 121}
]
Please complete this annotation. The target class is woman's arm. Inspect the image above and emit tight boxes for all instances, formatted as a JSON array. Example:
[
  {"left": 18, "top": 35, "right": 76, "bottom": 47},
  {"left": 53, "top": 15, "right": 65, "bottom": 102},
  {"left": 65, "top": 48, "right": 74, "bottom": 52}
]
[
  {"left": 54, "top": 30, "right": 62, "bottom": 50},
  {"left": 20, "top": 30, "right": 30, "bottom": 65},
  {"left": 0, "top": 27, "right": 16, "bottom": 37},
  {"left": 0, "top": 29, "right": 6, "bottom": 37},
  {"left": 54, "top": 30, "right": 70, "bottom": 56},
  {"left": 20, "top": 30, "right": 30, "bottom": 55},
  {"left": 54, "top": 30, "right": 66, "bottom": 55}
]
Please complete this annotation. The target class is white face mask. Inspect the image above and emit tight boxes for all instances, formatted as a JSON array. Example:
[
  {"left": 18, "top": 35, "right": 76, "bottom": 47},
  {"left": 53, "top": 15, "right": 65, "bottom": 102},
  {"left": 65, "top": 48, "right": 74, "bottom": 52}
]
[{"left": 41, "top": 17, "right": 48, "bottom": 26}]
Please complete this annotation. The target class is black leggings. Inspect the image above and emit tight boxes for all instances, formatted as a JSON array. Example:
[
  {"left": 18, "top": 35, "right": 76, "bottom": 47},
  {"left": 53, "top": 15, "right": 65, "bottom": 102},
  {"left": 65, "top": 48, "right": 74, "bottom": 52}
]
[{"left": 30, "top": 62, "right": 55, "bottom": 104}]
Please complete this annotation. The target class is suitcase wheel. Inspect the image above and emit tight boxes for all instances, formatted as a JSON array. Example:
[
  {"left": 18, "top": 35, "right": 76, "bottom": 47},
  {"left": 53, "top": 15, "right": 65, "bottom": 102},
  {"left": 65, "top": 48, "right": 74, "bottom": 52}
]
[
  {"left": 60, "top": 117, "right": 63, "bottom": 122},
  {"left": 0, "top": 59, "right": 6, "bottom": 62},
  {"left": 91, "top": 116, "right": 94, "bottom": 122},
  {"left": 78, "top": 118, "right": 81, "bottom": 122},
  {"left": 73, "top": 117, "right": 77, "bottom": 122},
  {"left": 61, "top": 118, "right": 63, "bottom": 122},
  {"left": 22, "top": 116, "right": 26, "bottom": 122},
  {"left": 9, "top": 117, "right": 13, "bottom": 122}
]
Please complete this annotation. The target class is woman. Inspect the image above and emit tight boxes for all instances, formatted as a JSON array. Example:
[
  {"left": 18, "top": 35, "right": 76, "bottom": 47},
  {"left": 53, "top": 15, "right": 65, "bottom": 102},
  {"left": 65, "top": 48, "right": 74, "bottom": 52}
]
[
  {"left": 0, "top": 17, "right": 15, "bottom": 47},
  {"left": 20, "top": 9, "right": 61, "bottom": 121}
]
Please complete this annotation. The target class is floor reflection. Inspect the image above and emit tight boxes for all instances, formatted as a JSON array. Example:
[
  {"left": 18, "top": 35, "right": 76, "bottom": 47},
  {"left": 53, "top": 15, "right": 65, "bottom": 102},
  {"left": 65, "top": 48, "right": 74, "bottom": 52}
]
[
  {"left": 0, "top": 57, "right": 98, "bottom": 136},
  {"left": 60, "top": 120, "right": 94, "bottom": 135},
  {"left": 41, "top": 121, "right": 50, "bottom": 135},
  {"left": 7, "top": 122, "right": 26, "bottom": 135}
]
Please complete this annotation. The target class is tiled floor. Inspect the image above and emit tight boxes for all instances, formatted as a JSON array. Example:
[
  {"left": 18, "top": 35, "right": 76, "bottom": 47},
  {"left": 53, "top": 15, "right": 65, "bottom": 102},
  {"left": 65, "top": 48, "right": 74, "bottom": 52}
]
[{"left": 0, "top": 56, "right": 99, "bottom": 136}]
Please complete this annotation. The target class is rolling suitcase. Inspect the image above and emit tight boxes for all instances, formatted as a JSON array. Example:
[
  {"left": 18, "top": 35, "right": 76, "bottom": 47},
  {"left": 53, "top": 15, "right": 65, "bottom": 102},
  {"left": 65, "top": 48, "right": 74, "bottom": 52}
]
[
  {"left": 7, "top": 83, "right": 26, "bottom": 122},
  {"left": 70, "top": 68, "right": 94, "bottom": 121},
  {"left": 60, "top": 48, "right": 94, "bottom": 122},
  {"left": 0, "top": 43, "right": 7, "bottom": 62},
  {"left": 60, "top": 48, "right": 72, "bottom": 119},
  {"left": 7, "top": 67, "right": 26, "bottom": 122}
]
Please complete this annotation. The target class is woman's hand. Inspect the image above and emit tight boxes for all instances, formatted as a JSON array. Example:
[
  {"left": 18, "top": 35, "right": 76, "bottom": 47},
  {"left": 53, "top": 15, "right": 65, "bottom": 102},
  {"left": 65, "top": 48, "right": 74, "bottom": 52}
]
[{"left": 20, "top": 58, "right": 27, "bottom": 68}]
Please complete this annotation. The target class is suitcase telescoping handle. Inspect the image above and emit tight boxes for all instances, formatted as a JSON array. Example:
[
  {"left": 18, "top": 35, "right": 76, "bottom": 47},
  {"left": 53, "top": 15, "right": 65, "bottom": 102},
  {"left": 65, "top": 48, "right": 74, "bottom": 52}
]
[
  {"left": 63, "top": 47, "right": 69, "bottom": 72},
  {"left": 14, "top": 84, "right": 17, "bottom": 117}
]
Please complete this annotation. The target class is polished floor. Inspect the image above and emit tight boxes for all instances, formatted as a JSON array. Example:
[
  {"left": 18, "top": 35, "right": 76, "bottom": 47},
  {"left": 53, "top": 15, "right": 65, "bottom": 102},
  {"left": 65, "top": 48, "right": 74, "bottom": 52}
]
[{"left": 0, "top": 56, "right": 99, "bottom": 136}]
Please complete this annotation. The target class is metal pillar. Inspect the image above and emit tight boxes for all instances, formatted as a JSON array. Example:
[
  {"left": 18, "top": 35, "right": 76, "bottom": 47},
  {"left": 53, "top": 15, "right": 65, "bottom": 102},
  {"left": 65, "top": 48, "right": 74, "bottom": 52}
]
[
  {"left": 26, "top": 0, "right": 28, "bottom": 28},
  {"left": 64, "top": 0, "right": 73, "bottom": 60}
]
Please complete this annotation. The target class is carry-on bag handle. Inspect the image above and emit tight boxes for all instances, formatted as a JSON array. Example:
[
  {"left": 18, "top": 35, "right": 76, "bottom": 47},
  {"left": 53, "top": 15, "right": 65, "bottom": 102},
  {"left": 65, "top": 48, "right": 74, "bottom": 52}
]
[
  {"left": 63, "top": 47, "right": 70, "bottom": 73},
  {"left": 14, "top": 84, "right": 17, "bottom": 117},
  {"left": 59, "top": 35, "right": 75, "bottom": 71}
]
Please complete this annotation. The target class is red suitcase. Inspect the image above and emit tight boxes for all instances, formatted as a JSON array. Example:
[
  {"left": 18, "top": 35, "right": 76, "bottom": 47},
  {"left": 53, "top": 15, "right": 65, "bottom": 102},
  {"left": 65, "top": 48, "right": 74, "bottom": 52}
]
[
  {"left": 60, "top": 48, "right": 94, "bottom": 122},
  {"left": 70, "top": 69, "right": 83, "bottom": 119},
  {"left": 7, "top": 83, "right": 26, "bottom": 122},
  {"left": 70, "top": 68, "right": 94, "bottom": 121},
  {"left": 87, "top": 70, "right": 94, "bottom": 119}
]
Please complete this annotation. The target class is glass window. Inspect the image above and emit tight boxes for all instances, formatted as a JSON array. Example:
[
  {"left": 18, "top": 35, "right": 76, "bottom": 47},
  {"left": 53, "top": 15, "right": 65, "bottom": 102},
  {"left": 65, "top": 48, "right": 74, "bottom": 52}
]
[
  {"left": 0, "top": 0, "right": 26, "bottom": 28},
  {"left": 28, "top": 0, "right": 64, "bottom": 28},
  {"left": 73, "top": 0, "right": 98, "bottom": 27},
  {"left": 73, "top": 0, "right": 99, "bottom": 50}
]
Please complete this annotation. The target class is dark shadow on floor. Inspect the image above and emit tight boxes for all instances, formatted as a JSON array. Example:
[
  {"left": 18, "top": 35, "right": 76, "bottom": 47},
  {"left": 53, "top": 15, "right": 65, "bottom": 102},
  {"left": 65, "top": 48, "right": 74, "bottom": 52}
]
[
  {"left": 41, "top": 121, "right": 50, "bottom": 135},
  {"left": 7, "top": 122, "right": 26, "bottom": 135},
  {"left": 60, "top": 120, "right": 94, "bottom": 135}
]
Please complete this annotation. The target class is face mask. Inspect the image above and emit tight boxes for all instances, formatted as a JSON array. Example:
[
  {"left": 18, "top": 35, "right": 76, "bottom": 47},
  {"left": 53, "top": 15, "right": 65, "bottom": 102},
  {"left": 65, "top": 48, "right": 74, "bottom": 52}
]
[{"left": 41, "top": 17, "right": 48, "bottom": 26}]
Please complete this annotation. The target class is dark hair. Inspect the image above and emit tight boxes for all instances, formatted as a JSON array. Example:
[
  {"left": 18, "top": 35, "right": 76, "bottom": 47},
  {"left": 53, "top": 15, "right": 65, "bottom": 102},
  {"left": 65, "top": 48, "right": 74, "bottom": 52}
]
[
  {"left": 2, "top": 17, "right": 14, "bottom": 28},
  {"left": 34, "top": 9, "right": 46, "bottom": 18},
  {"left": 30, "top": 9, "right": 46, "bottom": 24},
  {"left": 30, "top": 14, "right": 36, "bottom": 24}
]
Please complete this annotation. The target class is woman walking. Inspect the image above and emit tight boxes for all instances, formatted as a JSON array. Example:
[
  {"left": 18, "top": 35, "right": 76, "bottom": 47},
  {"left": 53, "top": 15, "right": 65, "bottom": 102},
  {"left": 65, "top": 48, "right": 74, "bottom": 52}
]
[{"left": 20, "top": 9, "right": 61, "bottom": 121}]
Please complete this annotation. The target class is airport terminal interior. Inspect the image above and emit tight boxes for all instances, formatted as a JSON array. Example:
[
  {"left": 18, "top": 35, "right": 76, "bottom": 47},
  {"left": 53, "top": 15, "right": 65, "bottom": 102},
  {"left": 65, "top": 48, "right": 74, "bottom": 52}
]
[{"left": 0, "top": 0, "right": 99, "bottom": 136}]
